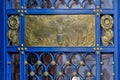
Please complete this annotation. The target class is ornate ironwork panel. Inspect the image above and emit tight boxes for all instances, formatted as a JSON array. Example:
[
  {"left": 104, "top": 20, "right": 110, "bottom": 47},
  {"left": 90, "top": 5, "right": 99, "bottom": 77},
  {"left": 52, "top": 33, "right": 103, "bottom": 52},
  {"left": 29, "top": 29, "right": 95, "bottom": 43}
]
[
  {"left": 25, "top": 52, "right": 96, "bottom": 80},
  {"left": 25, "top": 0, "right": 96, "bottom": 9}
]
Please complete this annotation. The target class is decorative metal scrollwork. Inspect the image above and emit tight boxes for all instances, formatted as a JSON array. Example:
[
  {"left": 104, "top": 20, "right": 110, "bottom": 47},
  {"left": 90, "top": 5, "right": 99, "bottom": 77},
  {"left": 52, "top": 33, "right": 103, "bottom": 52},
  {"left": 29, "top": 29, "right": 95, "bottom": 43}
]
[
  {"left": 101, "top": 15, "right": 113, "bottom": 30},
  {"left": 8, "top": 15, "right": 19, "bottom": 30},
  {"left": 8, "top": 29, "right": 19, "bottom": 45},
  {"left": 101, "top": 15, "right": 114, "bottom": 46},
  {"left": 8, "top": 15, "right": 19, "bottom": 46},
  {"left": 26, "top": 0, "right": 96, "bottom": 9},
  {"left": 25, "top": 52, "right": 96, "bottom": 80}
]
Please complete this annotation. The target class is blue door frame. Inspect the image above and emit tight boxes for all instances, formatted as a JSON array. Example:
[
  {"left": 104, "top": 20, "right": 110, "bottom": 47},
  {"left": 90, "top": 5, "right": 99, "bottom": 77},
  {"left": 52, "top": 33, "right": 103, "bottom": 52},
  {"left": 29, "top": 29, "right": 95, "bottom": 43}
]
[{"left": 0, "top": 0, "right": 119, "bottom": 80}]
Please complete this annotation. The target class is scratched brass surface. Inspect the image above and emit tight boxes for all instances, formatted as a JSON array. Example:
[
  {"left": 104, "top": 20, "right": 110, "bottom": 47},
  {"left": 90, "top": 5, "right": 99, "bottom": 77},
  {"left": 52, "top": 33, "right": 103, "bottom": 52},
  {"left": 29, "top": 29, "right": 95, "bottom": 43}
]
[{"left": 25, "top": 15, "right": 95, "bottom": 46}]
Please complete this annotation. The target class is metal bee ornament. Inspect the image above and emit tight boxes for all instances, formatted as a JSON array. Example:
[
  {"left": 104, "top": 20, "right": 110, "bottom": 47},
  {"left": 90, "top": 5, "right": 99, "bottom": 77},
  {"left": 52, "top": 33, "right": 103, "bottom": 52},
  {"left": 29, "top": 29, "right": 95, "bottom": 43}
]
[{"left": 101, "top": 15, "right": 114, "bottom": 46}]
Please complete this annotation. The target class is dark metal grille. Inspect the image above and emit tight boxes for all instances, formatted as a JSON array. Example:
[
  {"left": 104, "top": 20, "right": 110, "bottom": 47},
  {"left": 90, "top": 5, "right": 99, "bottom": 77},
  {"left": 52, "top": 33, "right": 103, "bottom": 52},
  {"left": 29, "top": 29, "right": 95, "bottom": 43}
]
[{"left": 25, "top": 52, "right": 96, "bottom": 80}]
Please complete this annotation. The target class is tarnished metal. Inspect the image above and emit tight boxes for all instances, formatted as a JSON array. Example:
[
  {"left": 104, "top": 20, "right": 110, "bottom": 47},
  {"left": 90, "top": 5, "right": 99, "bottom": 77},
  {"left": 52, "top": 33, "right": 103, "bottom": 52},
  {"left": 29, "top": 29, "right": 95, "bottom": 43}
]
[
  {"left": 102, "top": 29, "right": 114, "bottom": 46},
  {"left": 25, "top": 15, "right": 95, "bottom": 46},
  {"left": 8, "top": 15, "right": 19, "bottom": 46},
  {"left": 8, "top": 29, "right": 19, "bottom": 46},
  {"left": 101, "top": 15, "right": 114, "bottom": 46},
  {"left": 101, "top": 15, "right": 113, "bottom": 30},
  {"left": 8, "top": 15, "right": 19, "bottom": 30}
]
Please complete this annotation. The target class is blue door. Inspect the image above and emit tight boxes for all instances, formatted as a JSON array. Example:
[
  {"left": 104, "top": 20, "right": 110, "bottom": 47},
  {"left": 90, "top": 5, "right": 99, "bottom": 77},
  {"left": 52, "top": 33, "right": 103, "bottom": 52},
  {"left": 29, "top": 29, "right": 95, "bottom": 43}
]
[{"left": 2, "top": 0, "right": 118, "bottom": 80}]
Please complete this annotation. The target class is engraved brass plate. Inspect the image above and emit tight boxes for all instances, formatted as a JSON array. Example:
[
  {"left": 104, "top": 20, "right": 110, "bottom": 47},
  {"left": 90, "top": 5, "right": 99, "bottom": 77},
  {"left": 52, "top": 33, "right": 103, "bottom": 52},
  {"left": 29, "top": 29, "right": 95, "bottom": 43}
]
[{"left": 25, "top": 15, "right": 95, "bottom": 46}]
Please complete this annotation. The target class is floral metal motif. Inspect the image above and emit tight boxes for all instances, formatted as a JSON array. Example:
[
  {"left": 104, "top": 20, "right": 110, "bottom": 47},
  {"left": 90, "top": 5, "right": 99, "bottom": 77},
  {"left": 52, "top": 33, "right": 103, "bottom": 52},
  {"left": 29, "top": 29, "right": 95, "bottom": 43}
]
[
  {"left": 8, "top": 15, "right": 19, "bottom": 46},
  {"left": 101, "top": 15, "right": 114, "bottom": 46},
  {"left": 101, "top": 15, "right": 113, "bottom": 30},
  {"left": 8, "top": 15, "right": 19, "bottom": 30}
]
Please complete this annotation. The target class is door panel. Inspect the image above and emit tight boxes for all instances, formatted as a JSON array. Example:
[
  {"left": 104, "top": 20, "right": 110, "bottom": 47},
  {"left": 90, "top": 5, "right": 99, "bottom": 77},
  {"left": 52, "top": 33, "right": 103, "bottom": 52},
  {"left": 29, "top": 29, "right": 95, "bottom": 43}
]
[{"left": 5, "top": 0, "right": 118, "bottom": 80}]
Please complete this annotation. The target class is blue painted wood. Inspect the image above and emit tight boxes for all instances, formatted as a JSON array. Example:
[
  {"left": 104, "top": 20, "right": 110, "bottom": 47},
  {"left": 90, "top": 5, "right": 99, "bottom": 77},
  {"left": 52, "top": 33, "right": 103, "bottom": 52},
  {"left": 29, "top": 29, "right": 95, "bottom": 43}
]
[
  {"left": 0, "top": 0, "right": 5, "bottom": 80},
  {"left": 118, "top": 0, "right": 120, "bottom": 80}
]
